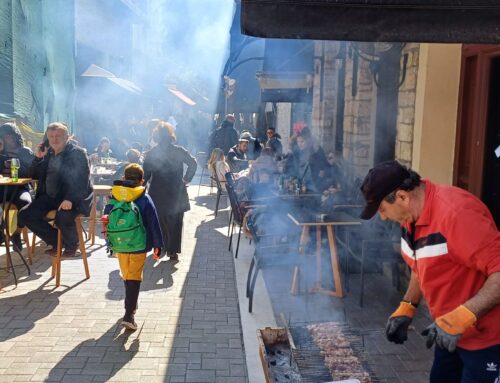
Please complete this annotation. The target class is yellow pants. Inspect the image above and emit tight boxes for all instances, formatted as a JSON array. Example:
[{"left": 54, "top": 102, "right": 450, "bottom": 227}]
[{"left": 117, "top": 252, "right": 146, "bottom": 281}]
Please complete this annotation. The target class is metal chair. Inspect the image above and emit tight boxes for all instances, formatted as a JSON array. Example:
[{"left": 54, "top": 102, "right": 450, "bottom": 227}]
[
  {"left": 245, "top": 209, "right": 300, "bottom": 313},
  {"left": 196, "top": 152, "right": 213, "bottom": 196},
  {"left": 211, "top": 176, "right": 227, "bottom": 217},
  {"left": 343, "top": 219, "right": 403, "bottom": 307},
  {"left": 224, "top": 172, "right": 246, "bottom": 258}
]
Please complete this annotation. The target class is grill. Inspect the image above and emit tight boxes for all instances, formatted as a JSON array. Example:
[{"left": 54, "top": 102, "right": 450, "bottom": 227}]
[
  {"left": 289, "top": 326, "right": 334, "bottom": 382},
  {"left": 258, "top": 322, "right": 383, "bottom": 383}
]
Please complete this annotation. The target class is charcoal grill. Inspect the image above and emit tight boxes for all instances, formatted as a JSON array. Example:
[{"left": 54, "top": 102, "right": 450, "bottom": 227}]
[{"left": 258, "top": 322, "right": 383, "bottom": 383}]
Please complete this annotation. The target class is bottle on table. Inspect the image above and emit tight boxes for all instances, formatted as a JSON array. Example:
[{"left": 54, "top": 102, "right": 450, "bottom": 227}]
[{"left": 10, "top": 158, "right": 20, "bottom": 182}]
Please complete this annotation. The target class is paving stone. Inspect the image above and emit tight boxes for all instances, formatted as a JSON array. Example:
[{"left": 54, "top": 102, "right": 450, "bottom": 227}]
[
  {"left": 0, "top": 184, "right": 247, "bottom": 382},
  {"left": 186, "top": 369, "right": 215, "bottom": 382}
]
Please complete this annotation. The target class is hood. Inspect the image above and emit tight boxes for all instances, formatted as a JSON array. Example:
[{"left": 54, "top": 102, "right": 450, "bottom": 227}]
[{"left": 111, "top": 182, "right": 145, "bottom": 202}]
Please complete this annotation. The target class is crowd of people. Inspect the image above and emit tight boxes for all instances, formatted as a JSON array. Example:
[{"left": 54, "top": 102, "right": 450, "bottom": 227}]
[
  {"left": 1, "top": 114, "right": 498, "bottom": 383},
  {"left": 207, "top": 114, "right": 349, "bottom": 213},
  {"left": 0, "top": 119, "right": 197, "bottom": 330}
]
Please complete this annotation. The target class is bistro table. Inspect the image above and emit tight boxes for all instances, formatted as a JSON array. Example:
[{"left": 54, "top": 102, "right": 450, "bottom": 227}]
[
  {"left": 0, "top": 177, "right": 31, "bottom": 287},
  {"left": 90, "top": 166, "right": 115, "bottom": 184},
  {"left": 287, "top": 210, "right": 360, "bottom": 298}
]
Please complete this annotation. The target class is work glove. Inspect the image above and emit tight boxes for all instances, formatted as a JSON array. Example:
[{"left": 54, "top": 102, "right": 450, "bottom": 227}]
[
  {"left": 421, "top": 305, "right": 476, "bottom": 353},
  {"left": 386, "top": 301, "right": 417, "bottom": 344},
  {"left": 153, "top": 248, "right": 161, "bottom": 262}
]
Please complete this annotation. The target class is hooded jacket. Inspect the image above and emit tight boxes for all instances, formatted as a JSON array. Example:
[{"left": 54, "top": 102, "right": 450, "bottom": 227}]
[
  {"left": 104, "top": 181, "right": 163, "bottom": 253},
  {"left": 29, "top": 141, "right": 93, "bottom": 216}
]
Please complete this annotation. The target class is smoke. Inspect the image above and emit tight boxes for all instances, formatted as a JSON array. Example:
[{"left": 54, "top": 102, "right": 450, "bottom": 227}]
[{"left": 74, "top": 0, "right": 234, "bottom": 156}]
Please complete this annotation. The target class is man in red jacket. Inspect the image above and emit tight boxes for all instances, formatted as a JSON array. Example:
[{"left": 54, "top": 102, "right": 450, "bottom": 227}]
[{"left": 360, "top": 160, "right": 500, "bottom": 383}]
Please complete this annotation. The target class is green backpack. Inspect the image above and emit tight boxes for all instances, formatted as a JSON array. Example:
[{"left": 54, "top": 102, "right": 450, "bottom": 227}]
[{"left": 106, "top": 200, "right": 146, "bottom": 253}]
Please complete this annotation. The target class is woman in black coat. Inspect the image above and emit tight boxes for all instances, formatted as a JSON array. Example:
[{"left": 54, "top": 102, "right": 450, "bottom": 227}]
[{"left": 143, "top": 122, "right": 197, "bottom": 260}]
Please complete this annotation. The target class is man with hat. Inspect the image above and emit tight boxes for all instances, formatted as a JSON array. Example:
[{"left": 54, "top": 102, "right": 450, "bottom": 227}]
[
  {"left": 360, "top": 160, "right": 500, "bottom": 383},
  {"left": 227, "top": 138, "right": 249, "bottom": 173},
  {"left": 239, "top": 130, "right": 262, "bottom": 160}
]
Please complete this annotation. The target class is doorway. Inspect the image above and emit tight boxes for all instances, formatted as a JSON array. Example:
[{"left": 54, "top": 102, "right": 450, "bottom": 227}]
[
  {"left": 455, "top": 45, "right": 500, "bottom": 228},
  {"left": 483, "top": 58, "right": 500, "bottom": 228}
]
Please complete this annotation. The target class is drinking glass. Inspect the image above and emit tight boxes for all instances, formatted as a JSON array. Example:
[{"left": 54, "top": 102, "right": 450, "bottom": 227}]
[{"left": 11, "top": 158, "right": 20, "bottom": 169}]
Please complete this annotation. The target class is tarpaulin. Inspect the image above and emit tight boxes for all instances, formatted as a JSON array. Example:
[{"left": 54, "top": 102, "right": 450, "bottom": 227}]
[{"left": 241, "top": 0, "right": 500, "bottom": 43}]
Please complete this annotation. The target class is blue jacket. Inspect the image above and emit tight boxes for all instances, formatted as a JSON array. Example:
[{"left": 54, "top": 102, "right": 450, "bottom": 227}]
[{"left": 104, "top": 182, "right": 163, "bottom": 253}]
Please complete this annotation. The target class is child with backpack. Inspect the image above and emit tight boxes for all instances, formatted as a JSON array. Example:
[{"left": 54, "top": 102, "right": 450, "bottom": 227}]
[{"left": 102, "top": 163, "right": 163, "bottom": 330}]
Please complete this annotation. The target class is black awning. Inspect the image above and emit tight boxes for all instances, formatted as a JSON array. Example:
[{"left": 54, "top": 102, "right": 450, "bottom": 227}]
[{"left": 241, "top": 0, "right": 500, "bottom": 43}]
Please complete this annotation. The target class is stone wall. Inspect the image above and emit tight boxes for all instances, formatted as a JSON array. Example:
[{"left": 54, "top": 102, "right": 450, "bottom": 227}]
[
  {"left": 395, "top": 43, "right": 420, "bottom": 168},
  {"left": 311, "top": 41, "right": 341, "bottom": 154},
  {"left": 341, "top": 43, "right": 420, "bottom": 177},
  {"left": 343, "top": 45, "right": 376, "bottom": 180}
]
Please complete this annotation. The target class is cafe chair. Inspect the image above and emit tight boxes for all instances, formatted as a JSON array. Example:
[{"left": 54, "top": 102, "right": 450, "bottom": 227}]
[
  {"left": 3, "top": 206, "right": 32, "bottom": 264},
  {"left": 89, "top": 185, "right": 112, "bottom": 245},
  {"left": 225, "top": 172, "right": 247, "bottom": 259},
  {"left": 31, "top": 210, "right": 90, "bottom": 288},
  {"left": 50, "top": 211, "right": 90, "bottom": 288},
  {"left": 211, "top": 176, "right": 227, "bottom": 217},
  {"left": 196, "top": 152, "right": 213, "bottom": 196},
  {"left": 245, "top": 209, "right": 300, "bottom": 313}
]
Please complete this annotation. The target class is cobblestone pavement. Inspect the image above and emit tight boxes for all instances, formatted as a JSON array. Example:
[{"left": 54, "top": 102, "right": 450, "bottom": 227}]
[{"left": 0, "top": 184, "right": 248, "bottom": 383}]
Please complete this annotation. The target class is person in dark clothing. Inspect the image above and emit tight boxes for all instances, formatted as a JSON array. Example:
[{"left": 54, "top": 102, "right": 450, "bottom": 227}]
[
  {"left": 18, "top": 122, "right": 93, "bottom": 257},
  {"left": 317, "top": 150, "right": 346, "bottom": 193},
  {"left": 227, "top": 139, "right": 249, "bottom": 173},
  {"left": 90, "top": 136, "right": 113, "bottom": 163},
  {"left": 103, "top": 164, "right": 163, "bottom": 331},
  {"left": 239, "top": 131, "right": 263, "bottom": 160},
  {"left": 265, "top": 127, "right": 283, "bottom": 159},
  {"left": 143, "top": 121, "right": 197, "bottom": 260},
  {"left": 285, "top": 130, "right": 329, "bottom": 193},
  {"left": 112, "top": 149, "right": 141, "bottom": 182},
  {"left": 0, "top": 122, "right": 35, "bottom": 250},
  {"left": 208, "top": 114, "right": 239, "bottom": 155}
]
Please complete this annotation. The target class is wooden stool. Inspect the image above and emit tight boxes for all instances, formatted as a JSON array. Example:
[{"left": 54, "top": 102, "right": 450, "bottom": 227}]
[
  {"left": 89, "top": 185, "right": 112, "bottom": 245},
  {"left": 51, "top": 212, "right": 90, "bottom": 288},
  {"left": 3, "top": 206, "right": 32, "bottom": 265}
]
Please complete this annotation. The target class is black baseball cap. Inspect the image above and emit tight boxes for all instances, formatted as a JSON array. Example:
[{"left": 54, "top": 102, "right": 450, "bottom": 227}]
[{"left": 359, "top": 160, "right": 411, "bottom": 220}]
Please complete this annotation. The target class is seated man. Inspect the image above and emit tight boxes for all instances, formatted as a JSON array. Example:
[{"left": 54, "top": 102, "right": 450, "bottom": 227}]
[
  {"left": 0, "top": 122, "right": 35, "bottom": 249},
  {"left": 227, "top": 138, "right": 249, "bottom": 173},
  {"left": 18, "top": 122, "right": 93, "bottom": 257},
  {"left": 112, "top": 148, "right": 141, "bottom": 182}
]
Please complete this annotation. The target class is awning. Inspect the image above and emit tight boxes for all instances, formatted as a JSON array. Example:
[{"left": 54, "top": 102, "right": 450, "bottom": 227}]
[
  {"left": 241, "top": 0, "right": 500, "bottom": 43},
  {"left": 167, "top": 88, "right": 197, "bottom": 106},
  {"left": 81, "top": 64, "right": 142, "bottom": 95}
]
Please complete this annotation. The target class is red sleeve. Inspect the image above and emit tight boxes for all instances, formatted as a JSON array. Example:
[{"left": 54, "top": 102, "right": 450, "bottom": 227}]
[{"left": 446, "top": 205, "right": 500, "bottom": 276}]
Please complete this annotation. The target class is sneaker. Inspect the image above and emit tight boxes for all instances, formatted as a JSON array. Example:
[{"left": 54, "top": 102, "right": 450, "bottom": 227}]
[
  {"left": 44, "top": 247, "right": 58, "bottom": 256},
  {"left": 11, "top": 233, "right": 23, "bottom": 251},
  {"left": 121, "top": 315, "right": 138, "bottom": 331},
  {"left": 62, "top": 247, "right": 78, "bottom": 257},
  {"left": 168, "top": 253, "right": 178, "bottom": 260}
]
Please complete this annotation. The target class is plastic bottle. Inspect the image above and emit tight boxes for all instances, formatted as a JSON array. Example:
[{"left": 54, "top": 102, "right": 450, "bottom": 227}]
[{"left": 10, "top": 158, "right": 20, "bottom": 182}]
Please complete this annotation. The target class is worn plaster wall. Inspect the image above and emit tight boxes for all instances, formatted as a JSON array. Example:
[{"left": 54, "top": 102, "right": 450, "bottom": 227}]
[
  {"left": 0, "top": 1, "right": 14, "bottom": 114},
  {"left": 412, "top": 44, "right": 461, "bottom": 184},
  {"left": 0, "top": 0, "right": 75, "bottom": 131}
]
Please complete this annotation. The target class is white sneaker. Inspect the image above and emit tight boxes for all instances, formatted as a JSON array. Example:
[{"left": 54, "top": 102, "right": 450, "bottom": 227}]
[{"left": 121, "top": 315, "right": 137, "bottom": 331}]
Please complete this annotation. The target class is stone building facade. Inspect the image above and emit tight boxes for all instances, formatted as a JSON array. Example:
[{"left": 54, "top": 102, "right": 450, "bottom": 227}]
[
  {"left": 395, "top": 43, "right": 420, "bottom": 168},
  {"left": 311, "top": 42, "right": 421, "bottom": 180}
]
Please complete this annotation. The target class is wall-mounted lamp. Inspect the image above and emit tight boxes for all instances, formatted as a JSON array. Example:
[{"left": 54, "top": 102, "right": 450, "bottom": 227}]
[{"left": 349, "top": 42, "right": 409, "bottom": 97}]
